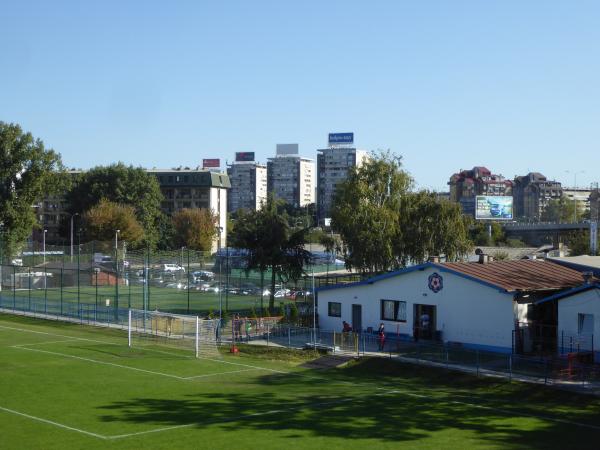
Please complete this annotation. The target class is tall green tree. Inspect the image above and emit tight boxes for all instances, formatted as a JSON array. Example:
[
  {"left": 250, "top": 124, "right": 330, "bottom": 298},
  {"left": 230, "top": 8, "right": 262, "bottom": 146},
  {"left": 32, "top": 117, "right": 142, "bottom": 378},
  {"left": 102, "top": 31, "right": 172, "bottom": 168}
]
[
  {"left": 398, "top": 191, "right": 472, "bottom": 265},
  {"left": 172, "top": 208, "right": 218, "bottom": 251},
  {"left": 332, "top": 151, "right": 412, "bottom": 272},
  {"left": 65, "top": 163, "right": 164, "bottom": 248},
  {"left": 0, "top": 122, "right": 66, "bottom": 258},
  {"left": 332, "top": 152, "right": 471, "bottom": 272},
  {"left": 230, "top": 195, "right": 311, "bottom": 312}
]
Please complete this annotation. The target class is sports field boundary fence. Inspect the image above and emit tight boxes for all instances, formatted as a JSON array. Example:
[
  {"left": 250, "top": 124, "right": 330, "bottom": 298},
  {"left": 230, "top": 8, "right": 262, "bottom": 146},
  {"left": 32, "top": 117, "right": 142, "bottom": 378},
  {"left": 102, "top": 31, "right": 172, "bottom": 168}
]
[
  {"left": 233, "top": 325, "right": 600, "bottom": 394},
  {"left": 2, "top": 300, "right": 600, "bottom": 394},
  {"left": 0, "top": 241, "right": 362, "bottom": 318}
]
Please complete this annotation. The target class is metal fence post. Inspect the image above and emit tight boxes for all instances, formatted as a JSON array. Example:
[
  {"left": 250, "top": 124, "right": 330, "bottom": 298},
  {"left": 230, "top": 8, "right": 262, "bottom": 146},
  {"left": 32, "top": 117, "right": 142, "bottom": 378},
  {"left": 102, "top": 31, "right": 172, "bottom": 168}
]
[
  {"left": 509, "top": 354, "right": 513, "bottom": 382},
  {"left": 28, "top": 267, "right": 31, "bottom": 311},
  {"left": 12, "top": 266, "right": 16, "bottom": 311},
  {"left": 267, "top": 323, "right": 270, "bottom": 347},
  {"left": 60, "top": 268, "right": 63, "bottom": 315},
  {"left": 288, "top": 326, "right": 291, "bottom": 348}
]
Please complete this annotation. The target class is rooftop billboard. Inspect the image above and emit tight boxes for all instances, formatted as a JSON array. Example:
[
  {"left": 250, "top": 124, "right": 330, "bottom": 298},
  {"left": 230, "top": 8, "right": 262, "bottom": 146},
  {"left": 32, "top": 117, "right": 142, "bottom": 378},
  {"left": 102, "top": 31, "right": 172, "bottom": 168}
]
[
  {"left": 328, "top": 132, "right": 354, "bottom": 145},
  {"left": 235, "top": 152, "right": 255, "bottom": 162},
  {"left": 202, "top": 158, "right": 220, "bottom": 168},
  {"left": 475, "top": 196, "right": 513, "bottom": 220}
]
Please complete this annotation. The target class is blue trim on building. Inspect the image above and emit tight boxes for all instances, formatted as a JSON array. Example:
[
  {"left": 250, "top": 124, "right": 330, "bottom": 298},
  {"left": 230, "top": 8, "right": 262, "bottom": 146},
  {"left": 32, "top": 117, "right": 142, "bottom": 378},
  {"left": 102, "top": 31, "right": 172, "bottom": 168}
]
[
  {"left": 535, "top": 283, "right": 600, "bottom": 305},
  {"left": 316, "top": 263, "right": 433, "bottom": 293},
  {"left": 547, "top": 258, "right": 600, "bottom": 278},
  {"left": 316, "top": 262, "right": 510, "bottom": 294}
]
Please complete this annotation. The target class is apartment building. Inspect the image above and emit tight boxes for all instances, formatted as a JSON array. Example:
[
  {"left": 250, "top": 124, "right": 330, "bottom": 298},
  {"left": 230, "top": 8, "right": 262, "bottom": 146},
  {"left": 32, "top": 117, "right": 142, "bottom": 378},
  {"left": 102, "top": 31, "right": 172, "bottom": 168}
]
[
  {"left": 267, "top": 144, "right": 315, "bottom": 208},
  {"left": 227, "top": 162, "right": 267, "bottom": 213},
  {"left": 448, "top": 166, "right": 513, "bottom": 217},
  {"left": 513, "top": 172, "right": 562, "bottom": 220},
  {"left": 316, "top": 134, "right": 368, "bottom": 222},
  {"left": 147, "top": 168, "right": 230, "bottom": 250}
]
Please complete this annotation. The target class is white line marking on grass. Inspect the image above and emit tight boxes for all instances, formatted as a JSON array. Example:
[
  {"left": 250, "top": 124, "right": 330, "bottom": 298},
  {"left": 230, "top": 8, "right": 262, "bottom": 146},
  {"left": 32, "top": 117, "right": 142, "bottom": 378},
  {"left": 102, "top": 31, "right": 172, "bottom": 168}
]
[
  {"left": 374, "top": 387, "right": 600, "bottom": 431},
  {"left": 196, "top": 355, "right": 290, "bottom": 374},
  {"left": 0, "top": 405, "right": 107, "bottom": 440},
  {"left": 0, "top": 324, "right": 194, "bottom": 360},
  {"left": 0, "top": 324, "right": 122, "bottom": 346},
  {"left": 183, "top": 368, "right": 260, "bottom": 380},
  {"left": 12, "top": 339, "right": 79, "bottom": 348},
  {"left": 15, "top": 346, "right": 189, "bottom": 380}
]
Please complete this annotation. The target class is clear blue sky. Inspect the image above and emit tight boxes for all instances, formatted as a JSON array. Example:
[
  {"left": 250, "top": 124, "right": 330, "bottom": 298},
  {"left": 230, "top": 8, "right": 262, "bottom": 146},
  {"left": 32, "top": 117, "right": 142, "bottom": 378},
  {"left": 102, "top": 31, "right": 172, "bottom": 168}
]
[{"left": 1, "top": 1, "right": 598, "bottom": 191}]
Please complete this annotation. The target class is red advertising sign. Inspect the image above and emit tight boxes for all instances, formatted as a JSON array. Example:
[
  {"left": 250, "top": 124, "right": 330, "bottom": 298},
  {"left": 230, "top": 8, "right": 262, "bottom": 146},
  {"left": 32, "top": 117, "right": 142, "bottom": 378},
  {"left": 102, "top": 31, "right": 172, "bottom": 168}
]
[{"left": 202, "top": 158, "right": 221, "bottom": 168}]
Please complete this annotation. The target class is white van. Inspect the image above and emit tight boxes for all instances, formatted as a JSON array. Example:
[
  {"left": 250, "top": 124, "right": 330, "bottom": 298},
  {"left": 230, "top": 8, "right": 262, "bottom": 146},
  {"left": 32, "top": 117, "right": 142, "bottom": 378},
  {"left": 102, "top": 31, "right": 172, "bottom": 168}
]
[{"left": 161, "top": 264, "right": 185, "bottom": 273}]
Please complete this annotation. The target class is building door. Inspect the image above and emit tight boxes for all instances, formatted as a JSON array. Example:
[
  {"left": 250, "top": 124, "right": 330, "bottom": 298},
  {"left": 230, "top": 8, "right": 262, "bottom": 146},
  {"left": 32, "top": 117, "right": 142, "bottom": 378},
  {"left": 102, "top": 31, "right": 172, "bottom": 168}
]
[
  {"left": 352, "top": 304, "right": 362, "bottom": 333},
  {"left": 414, "top": 304, "right": 437, "bottom": 340}
]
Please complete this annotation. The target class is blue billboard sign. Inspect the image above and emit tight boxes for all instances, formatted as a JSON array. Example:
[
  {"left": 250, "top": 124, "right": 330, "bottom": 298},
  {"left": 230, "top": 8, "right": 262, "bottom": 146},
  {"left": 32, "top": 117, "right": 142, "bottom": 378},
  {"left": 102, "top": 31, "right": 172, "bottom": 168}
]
[
  {"left": 328, "top": 132, "right": 354, "bottom": 145},
  {"left": 475, "top": 196, "right": 513, "bottom": 220}
]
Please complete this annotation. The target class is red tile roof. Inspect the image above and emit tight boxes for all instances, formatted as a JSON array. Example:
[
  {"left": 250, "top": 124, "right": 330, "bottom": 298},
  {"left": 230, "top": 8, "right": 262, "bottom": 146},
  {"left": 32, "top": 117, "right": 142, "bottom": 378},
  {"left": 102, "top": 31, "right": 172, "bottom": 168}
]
[{"left": 441, "top": 260, "right": 587, "bottom": 292}]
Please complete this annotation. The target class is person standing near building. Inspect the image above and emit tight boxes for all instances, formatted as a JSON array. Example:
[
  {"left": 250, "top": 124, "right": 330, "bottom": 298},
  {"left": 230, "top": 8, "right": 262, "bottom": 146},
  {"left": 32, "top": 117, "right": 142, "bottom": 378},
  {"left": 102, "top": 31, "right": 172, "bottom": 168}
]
[{"left": 377, "top": 323, "right": 385, "bottom": 351}]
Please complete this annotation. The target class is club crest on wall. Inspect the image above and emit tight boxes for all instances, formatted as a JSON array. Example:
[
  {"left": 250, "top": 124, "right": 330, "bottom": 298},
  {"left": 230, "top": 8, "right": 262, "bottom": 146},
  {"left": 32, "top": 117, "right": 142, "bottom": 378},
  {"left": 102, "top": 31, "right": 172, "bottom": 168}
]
[{"left": 428, "top": 272, "right": 443, "bottom": 293}]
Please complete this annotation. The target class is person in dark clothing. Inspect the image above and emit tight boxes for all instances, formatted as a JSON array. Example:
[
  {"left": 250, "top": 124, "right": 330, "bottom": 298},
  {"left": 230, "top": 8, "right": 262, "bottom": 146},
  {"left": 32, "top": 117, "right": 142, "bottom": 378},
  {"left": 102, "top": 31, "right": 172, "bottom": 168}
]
[
  {"left": 377, "top": 323, "right": 385, "bottom": 351},
  {"left": 342, "top": 321, "right": 353, "bottom": 333}
]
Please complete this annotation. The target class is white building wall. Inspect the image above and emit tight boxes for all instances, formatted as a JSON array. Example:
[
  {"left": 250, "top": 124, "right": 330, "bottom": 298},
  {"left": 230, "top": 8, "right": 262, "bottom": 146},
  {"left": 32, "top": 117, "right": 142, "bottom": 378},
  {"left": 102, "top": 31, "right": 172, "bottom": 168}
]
[
  {"left": 209, "top": 187, "right": 227, "bottom": 252},
  {"left": 299, "top": 159, "right": 315, "bottom": 206},
  {"left": 255, "top": 166, "right": 268, "bottom": 209},
  {"left": 557, "top": 288, "right": 600, "bottom": 360},
  {"left": 318, "top": 266, "right": 515, "bottom": 351}
]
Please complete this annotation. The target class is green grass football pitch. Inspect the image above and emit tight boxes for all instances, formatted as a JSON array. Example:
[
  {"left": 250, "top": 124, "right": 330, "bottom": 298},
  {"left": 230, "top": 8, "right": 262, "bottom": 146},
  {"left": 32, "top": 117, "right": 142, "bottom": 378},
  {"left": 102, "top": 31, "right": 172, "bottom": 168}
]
[{"left": 2, "top": 314, "right": 600, "bottom": 450}]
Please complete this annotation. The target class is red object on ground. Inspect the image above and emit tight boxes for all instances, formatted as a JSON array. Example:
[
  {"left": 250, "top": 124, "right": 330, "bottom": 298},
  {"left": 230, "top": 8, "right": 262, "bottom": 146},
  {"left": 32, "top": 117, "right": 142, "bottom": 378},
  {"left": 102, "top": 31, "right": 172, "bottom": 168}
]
[{"left": 230, "top": 346, "right": 239, "bottom": 354}]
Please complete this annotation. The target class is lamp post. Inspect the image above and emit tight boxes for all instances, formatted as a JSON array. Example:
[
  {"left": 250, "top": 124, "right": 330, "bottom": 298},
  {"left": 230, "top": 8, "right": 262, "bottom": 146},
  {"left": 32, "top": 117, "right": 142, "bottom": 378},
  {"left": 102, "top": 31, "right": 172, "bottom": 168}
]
[
  {"left": 0, "top": 222, "right": 4, "bottom": 293},
  {"left": 43, "top": 229, "right": 47, "bottom": 289},
  {"left": 70, "top": 213, "right": 79, "bottom": 262},
  {"left": 216, "top": 226, "right": 223, "bottom": 320}
]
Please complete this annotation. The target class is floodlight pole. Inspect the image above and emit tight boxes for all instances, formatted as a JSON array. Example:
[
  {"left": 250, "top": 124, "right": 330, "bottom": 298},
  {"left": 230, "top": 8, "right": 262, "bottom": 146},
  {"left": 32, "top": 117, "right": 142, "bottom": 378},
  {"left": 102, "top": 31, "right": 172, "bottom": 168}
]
[
  {"left": 70, "top": 213, "right": 79, "bottom": 262},
  {"left": 312, "top": 265, "right": 316, "bottom": 349},
  {"left": 0, "top": 222, "right": 4, "bottom": 293},
  {"left": 216, "top": 226, "right": 223, "bottom": 320},
  {"left": 43, "top": 229, "right": 47, "bottom": 290}
]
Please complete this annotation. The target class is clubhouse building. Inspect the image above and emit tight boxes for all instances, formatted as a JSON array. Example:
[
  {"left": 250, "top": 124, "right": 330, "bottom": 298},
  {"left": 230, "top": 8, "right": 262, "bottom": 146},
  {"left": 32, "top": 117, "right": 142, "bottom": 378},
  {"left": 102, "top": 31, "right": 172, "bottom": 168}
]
[{"left": 317, "top": 258, "right": 595, "bottom": 356}]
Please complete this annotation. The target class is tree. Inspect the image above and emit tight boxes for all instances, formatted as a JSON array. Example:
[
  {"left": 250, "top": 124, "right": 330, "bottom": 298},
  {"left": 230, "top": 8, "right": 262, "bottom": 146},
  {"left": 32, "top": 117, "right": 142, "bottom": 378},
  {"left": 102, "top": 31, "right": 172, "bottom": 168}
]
[
  {"left": 541, "top": 197, "right": 582, "bottom": 223},
  {"left": 398, "top": 192, "right": 472, "bottom": 265},
  {"left": 332, "top": 151, "right": 412, "bottom": 272},
  {"left": 230, "top": 195, "right": 311, "bottom": 312},
  {"left": 0, "top": 122, "right": 66, "bottom": 258},
  {"left": 65, "top": 163, "right": 164, "bottom": 248},
  {"left": 470, "top": 221, "right": 506, "bottom": 246},
  {"left": 172, "top": 208, "right": 218, "bottom": 251},
  {"left": 332, "top": 151, "right": 471, "bottom": 272},
  {"left": 566, "top": 231, "right": 592, "bottom": 256},
  {"left": 83, "top": 199, "right": 144, "bottom": 246}
]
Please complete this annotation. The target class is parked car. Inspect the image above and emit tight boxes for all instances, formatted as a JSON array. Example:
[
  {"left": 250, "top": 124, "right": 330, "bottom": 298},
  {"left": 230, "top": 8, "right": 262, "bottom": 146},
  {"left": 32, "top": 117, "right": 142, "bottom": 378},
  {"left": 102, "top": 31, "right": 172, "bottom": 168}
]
[
  {"left": 274, "top": 289, "right": 291, "bottom": 298},
  {"left": 161, "top": 264, "right": 185, "bottom": 273},
  {"left": 192, "top": 270, "right": 214, "bottom": 282},
  {"left": 10, "top": 258, "right": 23, "bottom": 266}
]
